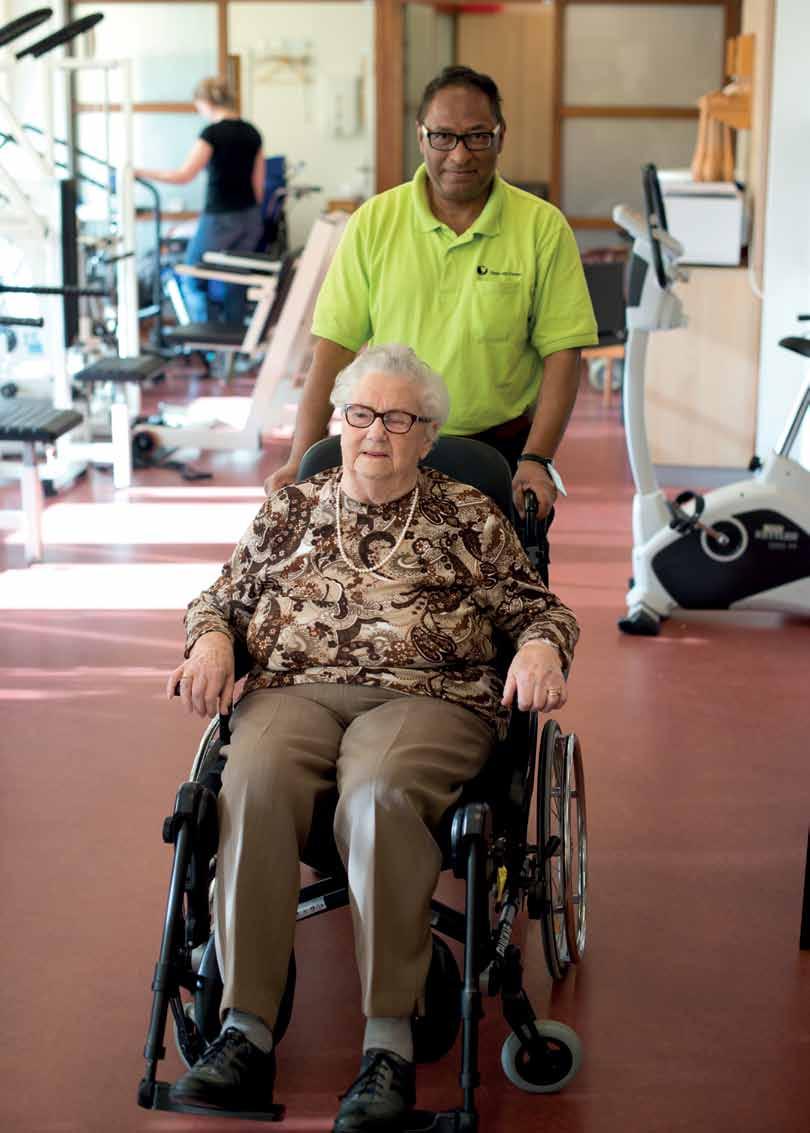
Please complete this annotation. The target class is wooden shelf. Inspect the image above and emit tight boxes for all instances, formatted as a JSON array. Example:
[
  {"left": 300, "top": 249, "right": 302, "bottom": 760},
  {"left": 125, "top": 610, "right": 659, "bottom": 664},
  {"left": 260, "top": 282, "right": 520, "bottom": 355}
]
[{"left": 136, "top": 209, "right": 200, "bottom": 222}]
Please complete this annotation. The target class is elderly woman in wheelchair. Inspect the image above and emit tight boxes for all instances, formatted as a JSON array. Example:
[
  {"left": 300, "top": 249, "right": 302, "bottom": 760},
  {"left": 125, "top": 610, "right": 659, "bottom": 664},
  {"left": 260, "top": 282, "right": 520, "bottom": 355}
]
[{"left": 140, "top": 343, "right": 585, "bottom": 1131}]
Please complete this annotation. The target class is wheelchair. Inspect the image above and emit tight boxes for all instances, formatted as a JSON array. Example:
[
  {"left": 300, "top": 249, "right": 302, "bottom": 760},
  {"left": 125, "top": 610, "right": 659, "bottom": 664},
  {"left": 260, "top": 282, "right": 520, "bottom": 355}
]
[{"left": 137, "top": 437, "right": 588, "bottom": 1129}]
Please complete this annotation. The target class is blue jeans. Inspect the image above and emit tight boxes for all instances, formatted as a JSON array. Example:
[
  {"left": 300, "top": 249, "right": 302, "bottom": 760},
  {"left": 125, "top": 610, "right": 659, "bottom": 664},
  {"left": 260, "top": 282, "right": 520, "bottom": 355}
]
[{"left": 181, "top": 205, "right": 263, "bottom": 326}]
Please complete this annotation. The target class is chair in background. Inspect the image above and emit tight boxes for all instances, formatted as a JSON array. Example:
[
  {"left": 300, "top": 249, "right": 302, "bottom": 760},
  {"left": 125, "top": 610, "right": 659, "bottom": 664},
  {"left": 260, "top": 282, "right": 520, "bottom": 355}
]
[{"left": 581, "top": 256, "right": 628, "bottom": 408}]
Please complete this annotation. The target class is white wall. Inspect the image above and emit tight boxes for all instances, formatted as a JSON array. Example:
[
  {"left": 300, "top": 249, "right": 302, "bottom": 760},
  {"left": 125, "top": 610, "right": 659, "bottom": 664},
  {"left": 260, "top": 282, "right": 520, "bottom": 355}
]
[
  {"left": 757, "top": 0, "right": 810, "bottom": 458},
  {"left": 73, "top": 3, "right": 218, "bottom": 214},
  {"left": 229, "top": 2, "right": 375, "bottom": 248}
]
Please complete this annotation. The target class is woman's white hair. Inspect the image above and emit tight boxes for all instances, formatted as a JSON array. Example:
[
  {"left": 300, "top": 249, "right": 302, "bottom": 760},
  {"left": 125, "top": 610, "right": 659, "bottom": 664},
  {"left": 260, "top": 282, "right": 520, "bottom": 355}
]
[{"left": 330, "top": 344, "right": 450, "bottom": 440}]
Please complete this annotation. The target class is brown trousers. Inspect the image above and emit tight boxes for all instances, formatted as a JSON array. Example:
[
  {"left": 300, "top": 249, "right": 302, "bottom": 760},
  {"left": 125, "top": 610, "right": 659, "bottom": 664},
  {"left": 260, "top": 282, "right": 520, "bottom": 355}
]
[{"left": 214, "top": 683, "right": 493, "bottom": 1028}]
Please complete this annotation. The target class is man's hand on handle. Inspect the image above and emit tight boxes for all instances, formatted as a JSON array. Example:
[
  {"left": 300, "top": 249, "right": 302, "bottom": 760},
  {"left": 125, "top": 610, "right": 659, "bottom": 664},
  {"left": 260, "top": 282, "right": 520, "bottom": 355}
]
[
  {"left": 167, "top": 631, "right": 235, "bottom": 718},
  {"left": 265, "top": 460, "right": 299, "bottom": 495},
  {"left": 512, "top": 462, "right": 557, "bottom": 519}
]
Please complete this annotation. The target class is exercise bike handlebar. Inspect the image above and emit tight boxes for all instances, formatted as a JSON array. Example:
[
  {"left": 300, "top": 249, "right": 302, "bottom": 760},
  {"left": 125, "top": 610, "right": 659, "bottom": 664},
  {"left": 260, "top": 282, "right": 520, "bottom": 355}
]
[{"left": 612, "top": 204, "right": 684, "bottom": 261}]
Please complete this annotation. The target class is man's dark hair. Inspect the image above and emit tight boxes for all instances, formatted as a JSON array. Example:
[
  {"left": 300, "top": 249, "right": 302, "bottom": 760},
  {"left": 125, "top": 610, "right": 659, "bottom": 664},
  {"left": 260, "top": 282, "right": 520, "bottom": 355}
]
[{"left": 417, "top": 66, "right": 504, "bottom": 128}]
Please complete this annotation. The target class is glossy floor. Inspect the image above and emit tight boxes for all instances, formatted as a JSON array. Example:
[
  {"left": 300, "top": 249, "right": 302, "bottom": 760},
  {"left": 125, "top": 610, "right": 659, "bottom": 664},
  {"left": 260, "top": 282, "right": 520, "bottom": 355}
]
[{"left": 1, "top": 378, "right": 808, "bottom": 1132}]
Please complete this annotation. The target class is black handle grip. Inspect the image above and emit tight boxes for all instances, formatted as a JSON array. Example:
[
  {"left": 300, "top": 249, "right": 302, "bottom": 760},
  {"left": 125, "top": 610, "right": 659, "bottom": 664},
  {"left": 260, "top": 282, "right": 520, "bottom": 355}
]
[
  {"left": 0, "top": 283, "right": 107, "bottom": 297},
  {"left": 173, "top": 681, "right": 232, "bottom": 745},
  {"left": 0, "top": 315, "right": 44, "bottom": 328},
  {"left": 0, "top": 8, "right": 53, "bottom": 49},
  {"left": 15, "top": 11, "right": 103, "bottom": 59}
]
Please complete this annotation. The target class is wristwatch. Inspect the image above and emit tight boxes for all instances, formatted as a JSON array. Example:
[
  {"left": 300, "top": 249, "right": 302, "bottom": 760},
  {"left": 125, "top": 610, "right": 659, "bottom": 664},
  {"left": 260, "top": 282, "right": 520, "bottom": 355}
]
[{"left": 515, "top": 453, "right": 567, "bottom": 496}]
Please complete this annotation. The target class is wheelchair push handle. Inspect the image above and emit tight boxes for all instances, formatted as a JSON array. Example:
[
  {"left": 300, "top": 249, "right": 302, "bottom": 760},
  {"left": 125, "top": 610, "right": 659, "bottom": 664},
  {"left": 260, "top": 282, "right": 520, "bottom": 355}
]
[
  {"left": 523, "top": 488, "right": 540, "bottom": 557},
  {"left": 524, "top": 488, "right": 538, "bottom": 530}
]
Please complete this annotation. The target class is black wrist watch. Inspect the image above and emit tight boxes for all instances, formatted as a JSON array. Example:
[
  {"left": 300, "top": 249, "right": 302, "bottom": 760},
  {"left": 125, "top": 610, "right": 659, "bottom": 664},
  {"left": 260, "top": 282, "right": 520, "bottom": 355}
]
[{"left": 516, "top": 453, "right": 567, "bottom": 495}]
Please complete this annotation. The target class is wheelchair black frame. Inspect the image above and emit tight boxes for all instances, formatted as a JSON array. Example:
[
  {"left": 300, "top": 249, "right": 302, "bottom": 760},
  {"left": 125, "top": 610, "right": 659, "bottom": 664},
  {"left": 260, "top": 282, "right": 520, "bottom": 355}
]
[
  {"left": 138, "top": 455, "right": 582, "bottom": 1129},
  {"left": 138, "top": 705, "right": 580, "bottom": 1130}
]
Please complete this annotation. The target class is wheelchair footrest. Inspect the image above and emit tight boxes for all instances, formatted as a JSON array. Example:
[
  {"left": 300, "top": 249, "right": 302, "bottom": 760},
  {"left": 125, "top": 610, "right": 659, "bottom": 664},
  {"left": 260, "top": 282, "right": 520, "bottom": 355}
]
[
  {"left": 143, "top": 1080, "right": 285, "bottom": 1121},
  {"left": 404, "top": 1109, "right": 476, "bottom": 1132}
]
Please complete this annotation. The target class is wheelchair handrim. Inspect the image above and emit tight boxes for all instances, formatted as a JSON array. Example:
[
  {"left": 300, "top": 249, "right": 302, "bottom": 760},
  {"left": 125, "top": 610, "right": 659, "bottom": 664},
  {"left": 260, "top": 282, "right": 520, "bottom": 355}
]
[
  {"left": 562, "top": 733, "right": 587, "bottom": 963},
  {"left": 538, "top": 720, "right": 569, "bottom": 980}
]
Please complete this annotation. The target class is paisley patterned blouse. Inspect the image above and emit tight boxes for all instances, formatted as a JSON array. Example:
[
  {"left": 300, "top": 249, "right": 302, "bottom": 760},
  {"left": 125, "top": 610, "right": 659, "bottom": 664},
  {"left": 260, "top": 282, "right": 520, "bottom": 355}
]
[{"left": 185, "top": 467, "right": 579, "bottom": 735}]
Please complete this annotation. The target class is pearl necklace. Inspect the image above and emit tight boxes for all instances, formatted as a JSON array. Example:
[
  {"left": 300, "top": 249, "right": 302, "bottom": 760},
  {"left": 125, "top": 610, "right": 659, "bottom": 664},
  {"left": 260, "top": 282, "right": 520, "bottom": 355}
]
[{"left": 335, "top": 478, "right": 420, "bottom": 582}]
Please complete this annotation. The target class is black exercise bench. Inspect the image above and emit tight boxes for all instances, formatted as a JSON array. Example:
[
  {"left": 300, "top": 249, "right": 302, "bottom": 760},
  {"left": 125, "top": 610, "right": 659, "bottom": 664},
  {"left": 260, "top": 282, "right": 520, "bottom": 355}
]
[
  {"left": 0, "top": 399, "right": 82, "bottom": 563},
  {"left": 73, "top": 354, "right": 166, "bottom": 488}
]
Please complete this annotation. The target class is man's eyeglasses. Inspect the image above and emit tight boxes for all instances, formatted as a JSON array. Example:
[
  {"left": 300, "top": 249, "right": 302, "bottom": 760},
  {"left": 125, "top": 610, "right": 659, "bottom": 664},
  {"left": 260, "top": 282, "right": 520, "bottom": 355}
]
[
  {"left": 342, "top": 404, "right": 433, "bottom": 434},
  {"left": 420, "top": 124, "right": 502, "bottom": 152}
]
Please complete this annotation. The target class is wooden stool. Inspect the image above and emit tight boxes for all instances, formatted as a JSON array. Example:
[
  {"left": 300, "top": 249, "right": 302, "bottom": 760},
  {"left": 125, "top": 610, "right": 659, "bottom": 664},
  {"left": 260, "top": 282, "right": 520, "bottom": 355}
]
[{"left": 581, "top": 343, "right": 626, "bottom": 408}]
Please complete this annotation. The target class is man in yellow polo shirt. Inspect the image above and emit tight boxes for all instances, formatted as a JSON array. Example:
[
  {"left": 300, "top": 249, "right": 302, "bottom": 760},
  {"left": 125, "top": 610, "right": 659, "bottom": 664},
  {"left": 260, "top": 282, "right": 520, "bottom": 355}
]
[{"left": 269, "top": 65, "right": 597, "bottom": 527}]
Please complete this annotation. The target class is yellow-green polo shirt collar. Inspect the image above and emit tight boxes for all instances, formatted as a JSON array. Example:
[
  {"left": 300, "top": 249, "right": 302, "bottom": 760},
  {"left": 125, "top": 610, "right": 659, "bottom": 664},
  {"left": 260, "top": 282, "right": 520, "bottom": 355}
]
[{"left": 411, "top": 164, "right": 504, "bottom": 237}]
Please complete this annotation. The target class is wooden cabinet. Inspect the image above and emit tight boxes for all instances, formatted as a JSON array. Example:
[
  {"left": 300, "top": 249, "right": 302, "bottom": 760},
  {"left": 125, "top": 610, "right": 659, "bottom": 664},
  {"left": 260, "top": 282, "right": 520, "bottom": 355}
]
[{"left": 645, "top": 266, "right": 762, "bottom": 468}]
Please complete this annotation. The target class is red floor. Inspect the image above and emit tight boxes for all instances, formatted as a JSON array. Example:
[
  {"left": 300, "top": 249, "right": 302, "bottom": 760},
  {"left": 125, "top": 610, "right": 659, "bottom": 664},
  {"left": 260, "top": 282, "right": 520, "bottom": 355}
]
[{"left": 1, "top": 380, "right": 808, "bottom": 1133}]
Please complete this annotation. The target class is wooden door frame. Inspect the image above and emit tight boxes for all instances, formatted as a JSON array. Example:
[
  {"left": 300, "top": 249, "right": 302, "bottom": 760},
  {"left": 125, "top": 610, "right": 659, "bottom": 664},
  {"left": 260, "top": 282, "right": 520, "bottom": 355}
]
[
  {"left": 554, "top": 0, "right": 741, "bottom": 224},
  {"left": 380, "top": 0, "right": 741, "bottom": 201}
]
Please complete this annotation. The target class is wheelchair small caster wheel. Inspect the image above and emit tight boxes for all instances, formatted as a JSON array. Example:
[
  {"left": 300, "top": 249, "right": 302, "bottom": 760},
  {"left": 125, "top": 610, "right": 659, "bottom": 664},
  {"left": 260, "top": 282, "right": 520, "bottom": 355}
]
[{"left": 500, "top": 1019, "right": 582, "bottom": 1093}]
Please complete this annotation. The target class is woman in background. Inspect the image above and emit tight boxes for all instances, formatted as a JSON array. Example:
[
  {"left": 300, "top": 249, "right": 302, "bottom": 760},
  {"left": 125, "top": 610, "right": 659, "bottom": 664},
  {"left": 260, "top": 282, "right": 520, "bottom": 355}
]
[{"left": 136, "top": 77, "right": 264, "bottom": 326}]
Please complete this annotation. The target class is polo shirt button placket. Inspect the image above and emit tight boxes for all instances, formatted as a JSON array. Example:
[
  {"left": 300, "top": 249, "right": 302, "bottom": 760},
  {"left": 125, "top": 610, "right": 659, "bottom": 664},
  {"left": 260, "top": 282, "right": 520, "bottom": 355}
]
[{"left": 440, "top": 246, "right": 456, "bottom": 299}]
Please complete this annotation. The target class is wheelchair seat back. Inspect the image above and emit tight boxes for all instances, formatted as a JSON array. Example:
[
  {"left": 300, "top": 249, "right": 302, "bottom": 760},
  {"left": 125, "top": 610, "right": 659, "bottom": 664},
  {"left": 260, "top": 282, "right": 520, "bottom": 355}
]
[{"left": 297, "top": 434, "right": 515, "bottom": 524}]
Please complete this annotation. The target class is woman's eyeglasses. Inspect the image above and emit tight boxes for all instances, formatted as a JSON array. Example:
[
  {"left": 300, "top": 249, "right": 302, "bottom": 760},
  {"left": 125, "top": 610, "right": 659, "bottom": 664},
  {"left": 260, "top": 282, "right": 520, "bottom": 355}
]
[{"left": 342, "top": 404, "right": 433, "bottom": 434}]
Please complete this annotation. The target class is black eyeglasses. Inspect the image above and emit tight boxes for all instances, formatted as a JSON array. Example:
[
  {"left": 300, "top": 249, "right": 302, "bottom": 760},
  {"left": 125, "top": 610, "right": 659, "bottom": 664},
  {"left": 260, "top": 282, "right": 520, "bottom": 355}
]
[
  {"left": 342, "top": 404, "right": 433, "bottom": 434},
  {"left": 420, "top": 124, "right": 502, "bottom": 152}
]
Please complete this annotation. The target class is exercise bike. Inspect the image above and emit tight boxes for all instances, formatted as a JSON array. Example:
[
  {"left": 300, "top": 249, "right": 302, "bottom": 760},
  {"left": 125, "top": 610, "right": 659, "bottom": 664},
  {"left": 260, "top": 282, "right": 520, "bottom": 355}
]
[{"left": 613, "top": 164, "right": 810, "bottom": 636}]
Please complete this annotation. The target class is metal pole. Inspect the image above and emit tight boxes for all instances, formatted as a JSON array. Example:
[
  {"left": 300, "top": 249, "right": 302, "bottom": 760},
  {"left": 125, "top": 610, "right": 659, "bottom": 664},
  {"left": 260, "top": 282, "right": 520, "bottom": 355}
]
[{"left": 116, "top": 58, "right": 139, "bottom": 360}]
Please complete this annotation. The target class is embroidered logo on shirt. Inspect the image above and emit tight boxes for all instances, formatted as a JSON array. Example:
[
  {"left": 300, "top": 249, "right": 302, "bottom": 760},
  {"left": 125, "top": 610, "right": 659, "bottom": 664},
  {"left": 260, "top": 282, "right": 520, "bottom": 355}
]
[{"left": 476, "top": 265, "right": 522, "bottom": 278}]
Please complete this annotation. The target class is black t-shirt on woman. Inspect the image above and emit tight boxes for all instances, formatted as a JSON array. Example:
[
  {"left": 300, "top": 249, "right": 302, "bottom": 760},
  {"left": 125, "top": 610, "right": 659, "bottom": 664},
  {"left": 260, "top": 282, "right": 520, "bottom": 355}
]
[{"left": 200, "top": 118, "right": 262, "bottom": 213}]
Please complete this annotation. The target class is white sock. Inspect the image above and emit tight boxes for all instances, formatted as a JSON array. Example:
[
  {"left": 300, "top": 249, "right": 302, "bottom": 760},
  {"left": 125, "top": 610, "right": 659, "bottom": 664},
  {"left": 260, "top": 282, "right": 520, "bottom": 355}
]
[
  {"left": 363, "top": 1017, "right": 413, "bottom": 1063},
  {"left": 222, "top": 1008, "right": 274, "bottom": 1054}
]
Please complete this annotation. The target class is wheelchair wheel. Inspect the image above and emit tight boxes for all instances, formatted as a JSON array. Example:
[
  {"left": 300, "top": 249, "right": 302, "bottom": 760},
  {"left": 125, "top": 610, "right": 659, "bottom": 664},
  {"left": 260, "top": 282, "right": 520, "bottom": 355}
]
[
  {"left": 562, "top": 734, "right": 587, "bottom": 964},
  {"left": 191, "top": 716, "right": 225, "bottom": 783},
  {"left": 173, "top": 998, "right": 204, "bottom": 1069},
  {"left": 175, "top": 939, "right": 297, "bottom": 1066},
  {"left": 500, "top": 1019, "right": 582, "bottom": 1093},
  {"left": 412, "top": 934, "right": 462, "bottom": 1064},
  {"left": 537, "top": 720, "right": 570, "bottom": 981}
]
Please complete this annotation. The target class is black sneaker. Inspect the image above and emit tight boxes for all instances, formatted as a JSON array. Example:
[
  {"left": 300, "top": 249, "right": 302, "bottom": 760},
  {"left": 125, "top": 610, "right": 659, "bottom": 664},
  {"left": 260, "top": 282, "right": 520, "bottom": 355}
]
[
  {"left": 169, "top": 1027, "right": 276, "bottom": 1112},
  {"left": 333, "top": 1048, "right": 416, "bottom": 1132}
]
